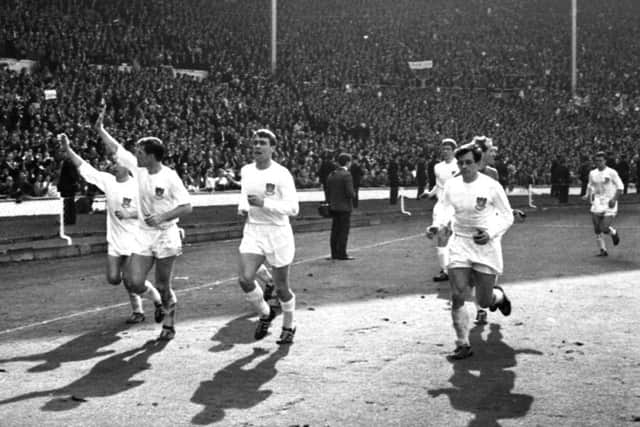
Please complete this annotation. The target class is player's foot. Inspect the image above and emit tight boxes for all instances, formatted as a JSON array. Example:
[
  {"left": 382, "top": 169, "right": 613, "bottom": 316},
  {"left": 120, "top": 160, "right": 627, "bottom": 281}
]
[
  {"left": 433, "top": 270, "right": 449, "bottom": 282},
  {"left": 276, "top": 327, "right": 296, "bottom": 345},
  {"left": 448, "top": 345, "right": 473, "bottom": 360},
  {"left": 154, "top": 302, "right": 165, "bottom": 323},
  {"left": 611, "top": 232, "right": 620, "bottom": 246},
  {"left": 254, "top": 307, "right": 276, "bottom": 340},
  {"left": 158, "top": 325, "right": 175, "bottom": 341},
  {"left": 475, "top": 309, "right": 488, "bottom": 325},
  {"left": 597, "top": 249, "right": 608, "bottom": 257},
  {"left": 497, "top": 288, "right": 511, "bottom": 316},
  {"left": 125, "top": 312, "right": 145, "bottom": 324}
]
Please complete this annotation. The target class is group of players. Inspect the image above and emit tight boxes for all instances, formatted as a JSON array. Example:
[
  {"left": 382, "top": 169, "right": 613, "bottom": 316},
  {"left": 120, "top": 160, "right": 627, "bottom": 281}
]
[
  {"left": 422, "top": 136, "right": 624, "bottom": 359},
  {"left": 60, "top": 103, "right": 297, "bottom": 345},
  {"left": 58, "top": 100, "right": 625, "bottom": 359}
]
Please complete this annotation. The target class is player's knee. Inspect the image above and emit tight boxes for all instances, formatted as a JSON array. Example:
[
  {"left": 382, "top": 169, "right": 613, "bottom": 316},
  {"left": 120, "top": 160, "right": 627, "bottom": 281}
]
[
  {"left": 238, "top": 277, "right": 255, "bottom": 292},
  {"left": 450, "top": 293, "right": 465, "bottom": 309},
  {"left": 275, "top": 287, "right": 292, "bottom": 302},
  {"left": 106, "top": 273, "right": 121, "bottom": 286}
]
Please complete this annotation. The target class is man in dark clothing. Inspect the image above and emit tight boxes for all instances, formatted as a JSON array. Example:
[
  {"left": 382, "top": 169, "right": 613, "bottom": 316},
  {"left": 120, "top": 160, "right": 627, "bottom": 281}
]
[
  {"left": 349, "top": 156, "right": 363, "bottom": 209},
  {"left": 556, "top": 156, "right": 571, "bottom": 203},
  {"left": 58, "top": 157, "right": 79, "bottom": 225},
  {"left": 388, "top": 154, "right": 400, "bottom": 205},
  {"left": 615, "top": 155, "right": 630, "bottom": 195},
  {"left": 427, "top": 154, "right": 437, "bottom": 192},
  {"left": 578, "top": 156, "right": 591, "bottom": 197},
  {"left": 327, "top": 153, "right": 355, "bottom": 260},
  {"left": 318, "top": 152, "right": 336, "bottom": 202}
]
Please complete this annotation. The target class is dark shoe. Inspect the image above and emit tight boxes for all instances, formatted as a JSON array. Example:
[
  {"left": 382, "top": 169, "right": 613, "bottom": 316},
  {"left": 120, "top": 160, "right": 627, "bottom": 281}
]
[
  {"left": 611, "top": 232, "right": 620, "bottom": 246},
  {"left": 494, "top": 286, "right": 511, "bottom": 316},
  {"left": 433, "top": 271, "right": 449, "bottom": 282},
  {"left": 597, "top": 249, "right": 608, "bottom": 257},
  {"left": 254, "top": 307, "right": 277, "bottom": 340},
  {"left": 448, "top": 345, "right": 473, "bottom": 360},
  {"left": 475, "top": 309, "right": 488, "bottom": 325},
  {"left": 158, "top": 325, "right": 175, "bottom": 341},
  {"left": 276, "top": 327, "right": 296, "bottom": 345},
  {"left": 336, "top": 256, "right": 355, "bottom": 260},
  {"left": 154, "top": 303, "right": 165, "bottom": 323},
  {"left": 125, "top": 312, "right": 145, "bottom": 324}
]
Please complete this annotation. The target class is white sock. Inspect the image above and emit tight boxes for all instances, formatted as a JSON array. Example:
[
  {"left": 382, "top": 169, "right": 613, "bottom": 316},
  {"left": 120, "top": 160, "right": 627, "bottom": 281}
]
[
  {"left": 129, "top": 292, "right": 143, "bottom": 314},
  {"left": 143, "top": 280, "right": 162, "bottom": 305},
  {"left": 492, "top": 287, "right": 504, "bottom": 306},
  {"left": 279, "top": 292, "right": 296, "bottom": 329},
  {"left": 437, "top": 246, "right": 448, "bottom": 273},
  {"left": 245, "top": 285, "right": 270, "bottom": 317},
  {"left": 596, "top": 234, "right": 606, "bottom": 251},
  {"left": 451, "top": 304, "right": 470, "bottom": 347}
]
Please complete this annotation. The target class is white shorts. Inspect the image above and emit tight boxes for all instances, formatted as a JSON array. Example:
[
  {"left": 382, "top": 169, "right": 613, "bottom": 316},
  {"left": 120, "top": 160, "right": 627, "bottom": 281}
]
[
  {"left": 239, "top": 223, "right": 295, "bottom": 268},
  {"left": 447, "top": 233, "right": 502, "bottom": 275},
  {"left": 107, "top": 241, "right": 133, "bottom": 258},
  {"left": 591, "top": 197, "right": 617, "bottom": 216},
  {"left": 131, "top": 225, "right": 183, "bottom": 259}
]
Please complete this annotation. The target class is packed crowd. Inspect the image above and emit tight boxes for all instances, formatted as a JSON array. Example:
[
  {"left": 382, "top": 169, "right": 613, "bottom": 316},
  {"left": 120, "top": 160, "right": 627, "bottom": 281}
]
[{"left": 1, "top": 0, "right": 640, "bottom": 200}]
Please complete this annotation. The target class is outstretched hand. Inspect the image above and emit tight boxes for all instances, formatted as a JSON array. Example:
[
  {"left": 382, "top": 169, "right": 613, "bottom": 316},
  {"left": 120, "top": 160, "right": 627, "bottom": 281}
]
[
  {"left": 57, "top": 133, "right": 70, "bottom": 151},
  {"left": 95, "top": 99, "right": 106, "bottom": 130}
]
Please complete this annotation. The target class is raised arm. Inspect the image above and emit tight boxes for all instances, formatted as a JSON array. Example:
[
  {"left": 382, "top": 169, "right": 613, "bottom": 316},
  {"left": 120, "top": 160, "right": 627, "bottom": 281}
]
[
  {"left": 95, "top": 101, "right": 138, "bottom": 171},
  {"left": 58, "top": 133, "right": 107, "bottom": 192}
]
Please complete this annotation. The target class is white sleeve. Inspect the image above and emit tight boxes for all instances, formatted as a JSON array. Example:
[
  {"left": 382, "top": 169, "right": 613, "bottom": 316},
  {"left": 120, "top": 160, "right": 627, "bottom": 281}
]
[
  {"left": 115, "top": 145, "right": 138, "bottom": 172},
  {"left": 262, "top": 169, "right": 299, "bottom": 217},
  {"left": 611, "top": 170, "right": 624, "bottom": 191},
  {"left": 433, "top": 181, "right": 454, "bottom": 228},
  {"left": 487, "top": 182, "right": 514, "bottom": 240},
  {"left": 78, "top": 162, "right": 109, "bottom": 193},
  {"left": 169, "top": 170, "right": 191, "bottom": 205}
]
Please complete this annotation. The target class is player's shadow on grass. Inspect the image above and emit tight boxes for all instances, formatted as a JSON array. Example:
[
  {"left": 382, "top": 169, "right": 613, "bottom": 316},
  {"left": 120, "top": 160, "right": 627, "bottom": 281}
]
[
  {"left": 0, "top": 320, "right": 128, "bottom": 372},
  {"left": 429, "top": 323, "right": 543, "bottom": 427},
  {"left": 0, "top": 339, "right": 168, "bottom": 410},
  {"left": 191, "top": 345, "right": 290, "bottom": 425}
]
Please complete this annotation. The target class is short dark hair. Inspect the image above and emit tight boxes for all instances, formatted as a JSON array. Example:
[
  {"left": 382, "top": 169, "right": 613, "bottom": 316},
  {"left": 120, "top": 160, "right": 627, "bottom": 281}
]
[
  {"left": 455, "top": 143, "right": 483, "bottom": 162},
  {"left": 253, "top": 129, "right": 277, "bottom": 146},
  {"left": 337, "top": 153, "right": 351, "bottom": 166},
  {"left": 594, "top": 151, "right": 606, "bottom": 159},
  {"left": 137, "top": 137, "right": 165, "bottom": 161}
]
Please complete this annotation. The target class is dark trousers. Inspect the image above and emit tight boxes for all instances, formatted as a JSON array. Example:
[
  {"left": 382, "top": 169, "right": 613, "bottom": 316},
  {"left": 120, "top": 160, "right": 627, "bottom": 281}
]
[
  {"left": 580, "top": 180, "right": 588, "bottom": 197},
  {"left": 63, "top": 197, "right": 76, "bottom": 225},
  {"left": 352, "top": 187, "right": 359, "bottom": 209},
  {"left": 390, "top": 186, "right": 399, "bottom": 205},
  {"left": 330, "top": 210, "right": 351, "bottom": 259},
  {"left": 416, "top": 184, "right": 426, "bottom": 199}
]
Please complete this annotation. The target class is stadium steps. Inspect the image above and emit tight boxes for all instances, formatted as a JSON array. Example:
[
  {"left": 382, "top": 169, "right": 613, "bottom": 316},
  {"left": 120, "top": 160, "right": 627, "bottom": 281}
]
[{"left": 0, "top": 205, "right": 428, "bottom": 264}]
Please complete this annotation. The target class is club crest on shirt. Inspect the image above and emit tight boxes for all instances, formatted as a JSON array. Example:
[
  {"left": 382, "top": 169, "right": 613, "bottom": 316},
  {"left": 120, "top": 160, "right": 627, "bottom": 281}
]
[
  {"left": 265, "top": 183, "right": 275, "bottom": 196},
  {"left": 155, "top": 187, "right": 165, "bottom": 198},
  {"left": 604, "top": 177, "right": 610, "bottom": 184},
  {"left": 475, "top": 197, "right": 487, "bottom": 211},
  {"left": 122, "top": 197, "right": 131, "bottom": 208}
]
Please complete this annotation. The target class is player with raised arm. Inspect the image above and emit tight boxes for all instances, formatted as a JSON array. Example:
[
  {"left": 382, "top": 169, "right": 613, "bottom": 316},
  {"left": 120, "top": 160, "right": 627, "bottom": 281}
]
[
  {"left": 95, "top": 102, "right": 192, "bottom": 341},
  {"left": 58, "top": 133, "right": 163, "bottom": 324}
]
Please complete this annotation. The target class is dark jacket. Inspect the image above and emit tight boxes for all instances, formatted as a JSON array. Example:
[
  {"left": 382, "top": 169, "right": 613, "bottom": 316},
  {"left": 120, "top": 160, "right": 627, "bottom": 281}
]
[
  {"left": 327, "top": 167, "right": 354, "bottom": 212},
  {"left": 58, "top": 159, "right": 79, "bottom": 197}
]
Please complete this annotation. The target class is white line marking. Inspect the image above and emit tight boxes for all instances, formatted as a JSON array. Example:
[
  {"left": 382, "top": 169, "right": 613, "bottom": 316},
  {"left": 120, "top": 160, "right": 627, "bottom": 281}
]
[{"left": 0, "top": 233, "right": 422, "bottom": 336}]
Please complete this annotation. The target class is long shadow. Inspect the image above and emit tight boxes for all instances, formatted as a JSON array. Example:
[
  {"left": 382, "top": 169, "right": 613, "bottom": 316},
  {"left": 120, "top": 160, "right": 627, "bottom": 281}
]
[
  {"left": 0, "top": 321, "right": 128, "bottom": 372},
  {"left": 208, "top": 314, "right": 257, "bottom": 353},
  {"left": 0, "top": 339, "right": 168, "bottom": 410},
  {"left": 429, "top": 323, "right": 543, "bottom": 427},
  {"left": 191, "top": 345, "right": 290, "bottom": 425}
]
